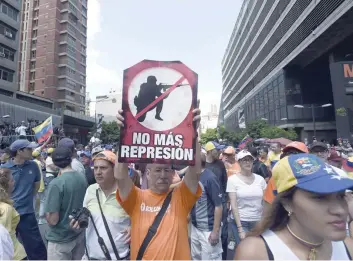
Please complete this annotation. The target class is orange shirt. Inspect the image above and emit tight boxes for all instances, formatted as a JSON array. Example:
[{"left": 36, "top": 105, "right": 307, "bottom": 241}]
[
  {"left": 225, "top": 162, "right": 240, "bottom": 177},
  {"left": 116, "top": 181, "right": 202, "bottom": 260},
  {"left": 263, "top": 177, "right": 277, "bottom": 204}
]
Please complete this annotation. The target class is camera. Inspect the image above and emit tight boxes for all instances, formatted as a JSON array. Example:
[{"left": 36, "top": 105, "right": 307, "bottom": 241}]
[{"left": 71, "top": 207, "right": 90, "bottom": 228}]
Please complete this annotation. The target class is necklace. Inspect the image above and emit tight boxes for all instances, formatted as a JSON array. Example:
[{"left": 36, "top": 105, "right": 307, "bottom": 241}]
[{"left": 287, "top": 225, "right": 325, "bottom": 261}]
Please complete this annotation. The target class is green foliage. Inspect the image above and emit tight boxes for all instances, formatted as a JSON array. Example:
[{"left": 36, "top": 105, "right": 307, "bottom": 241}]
[
  {"left": 100, "top": 121, "right": 120, "bottom": 144},
  {"left": 200, "top": 120, "right": 298, "bottom": 145},
  {"left": 200, "top": 128, "right": 218, "bottom": 144}
]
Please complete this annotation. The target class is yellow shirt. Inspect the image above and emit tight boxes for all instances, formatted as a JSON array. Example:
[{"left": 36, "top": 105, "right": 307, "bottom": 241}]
[
  {"left": 33, "top": 159, "right": 45, "bottom": 193},
  {"left": 0, "top": 203, "right": 26, "bottom": 260}
]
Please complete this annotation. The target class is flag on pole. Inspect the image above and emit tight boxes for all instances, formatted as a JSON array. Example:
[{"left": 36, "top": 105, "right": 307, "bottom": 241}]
[
  {"left": 238, "top": 134, "right": 252, "bottom": 149},
  {"left": 32, "top": 116, "right": 53, "bottom": 143}
]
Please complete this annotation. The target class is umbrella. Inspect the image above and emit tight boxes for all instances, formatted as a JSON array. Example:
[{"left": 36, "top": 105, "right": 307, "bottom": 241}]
[
  {"left": 254, "top": 138, "right": 268, "bottom": 143},
  {"left": 268, "top": 138, "right": 293, "bottom": 146}
]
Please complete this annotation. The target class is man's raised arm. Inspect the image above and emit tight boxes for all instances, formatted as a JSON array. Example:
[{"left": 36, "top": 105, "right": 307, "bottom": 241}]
[
  {"left": 183, "top": 104, "right": 201, "bottom": 194},
  {"left": 114, "top": 109, "right": 133, "bottom": 200}
]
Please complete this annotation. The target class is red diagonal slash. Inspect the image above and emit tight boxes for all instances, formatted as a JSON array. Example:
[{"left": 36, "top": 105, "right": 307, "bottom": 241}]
[{"left": 135, "top": 76, "right": 186, "bottom": 120}]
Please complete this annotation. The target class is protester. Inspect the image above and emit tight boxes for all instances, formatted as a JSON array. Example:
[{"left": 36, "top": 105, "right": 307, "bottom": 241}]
[
  {"left": 309, "top": 142, "right": 347, "bottom": 177},
  {"left": 0, "top": 223, "right": 13, "bottom": 260},
  {"left": 221, "top": 146, "right": 240, "bottom": 177},
  {"left": 57, "top": 138, "right": 87, "bottom": 187},
  {"left": 0, "top": 168, "right": 26, "bottom": 260},
  {"left": 248, "top": 147, "right": 270, "bottom": 181},
  {"left": 267, "top": 142, "right": 282, "bottom": 168},
  {"left": 2, "top": 140, "right": 47, "bottom": 260},
  {"left": 263, "top": 141, "right": 308, "bottom": 205},
  {"left": 32, "top": 150, "right": 46, "bottom": 224},
  {"left": 190, "top": 152, "right": 223, "bottom": 260},
  {"left": 114, "top": 107, "right": 201, "bottom": 260},
  {"left": 45, "top": 147, "right": 87, "bottom": 260},
  {"left": 227, "top": 150, "right": 266, "bottom": 248},
  {"left": 204, "top": 141, "right": 229, "bottom": 259},
  {"left": 80, "top": 151, "right": 96, "bottom": 185},
  {"left": 235, "top": 154, "right": 353, "bottom": 260},
  {"left": 71, "top": 150, "right": 131, "bottom": 260}
]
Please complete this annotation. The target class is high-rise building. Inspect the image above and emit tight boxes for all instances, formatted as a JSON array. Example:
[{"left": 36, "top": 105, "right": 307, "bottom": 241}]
[
  {"left": 0, "top": 0, "right": 21, "bottom": 92},
  {"left": 220, "top": 0, "right": 353, "bottom": 140},
  {"left": 19, "top": 0, "right": 87, "bottom": 115}
]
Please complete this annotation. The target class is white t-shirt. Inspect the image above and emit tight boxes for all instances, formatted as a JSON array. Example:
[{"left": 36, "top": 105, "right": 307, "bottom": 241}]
[
  {"left": 16, "top": 126, "right": 27, "bottom": 136},
  {"left": 0, "top": 223, "right": 13, "bottom": 260},
  {"left": 226, "top": 174, "right": 267, "bottom": 222},
  {"left": 45, "top": 156, "right": 56, "bottom": 176}
]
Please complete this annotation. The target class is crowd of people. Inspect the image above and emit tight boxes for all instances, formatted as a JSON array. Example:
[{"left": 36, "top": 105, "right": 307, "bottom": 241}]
[{"left": 0, "top": 107, "right": 352, "bottom": 260}]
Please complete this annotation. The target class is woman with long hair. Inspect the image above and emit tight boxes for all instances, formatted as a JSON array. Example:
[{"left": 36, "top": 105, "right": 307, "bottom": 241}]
[
  {"left": 235, "top": 154, "right": 353, "bottom": 260},
  {"left": 0, "top": 168, "right": 27, "bottom": 260}
]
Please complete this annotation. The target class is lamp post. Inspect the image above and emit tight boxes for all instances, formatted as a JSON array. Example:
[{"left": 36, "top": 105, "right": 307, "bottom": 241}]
[{"left": 294, "top": 103, "right": 332, "bottom": 137}]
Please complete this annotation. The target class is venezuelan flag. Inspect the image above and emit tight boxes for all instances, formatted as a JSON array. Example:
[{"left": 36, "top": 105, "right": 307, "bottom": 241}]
[
  {"left": 238, "top": 134, "right": 252, "bottom": 149},
  {"left": 32, "top": 116, "right": 53, "bottom": 143}
]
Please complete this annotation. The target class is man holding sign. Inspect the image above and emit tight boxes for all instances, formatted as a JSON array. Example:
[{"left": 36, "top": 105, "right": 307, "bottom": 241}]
[{"left": 115, "top": 105, "right": 202, "bottom": 260}]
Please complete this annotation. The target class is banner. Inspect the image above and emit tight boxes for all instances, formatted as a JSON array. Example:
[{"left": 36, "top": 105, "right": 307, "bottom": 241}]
[
  {"left": 118, "top": 60, "right": 198, "bottom": 165},
  {"left": 32, "top": 116, "right": 53, "bottom": 143},
  {"left": 238, "top": 134, "right": 252, "bottom": 149}
]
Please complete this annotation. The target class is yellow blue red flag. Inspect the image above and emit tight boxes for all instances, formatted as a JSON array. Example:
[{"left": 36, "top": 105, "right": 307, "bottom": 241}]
[{"left": 32, "top": 116, "right": 53, "bottom": 143}]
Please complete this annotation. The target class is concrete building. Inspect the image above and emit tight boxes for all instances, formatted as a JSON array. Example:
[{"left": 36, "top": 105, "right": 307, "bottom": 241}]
[
  {"left": 200, "top": 104, "right": 219, "bottom": 133},
  {"left": 19, "top": 0, "right": 87, "bottom": 114},
  {"left": 94, "top": 91, "right": 122, "bottom": 122},
  {"left": 220, "top": 0, "right": 353, "bottom": 141},
  {"left": 0, "top": 0, "right": 21, "bottom": 93}
]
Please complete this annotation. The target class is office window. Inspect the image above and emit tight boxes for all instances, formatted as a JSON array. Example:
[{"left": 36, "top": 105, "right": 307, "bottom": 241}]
[
  {"left": 1, "top": 3, "right": 18, "bottom": 21},
  {"left": 32, "top": 29, "right": 37, "bottom": 38},
  {"left": 82, "top": 16, "right": 87, "bottom": 26},
  {"left": 30, "top": 71, "right": 35, "bottom": 80},
  {"left": 0, "top": 24, "right": 16, "bottom": 40},
  {"left": 32, "top": 39, "right": 37, "bottom": 47},
  {"left": 30, "top": 61, "right": 36, "bottom": 69},
  {"left": 80, "top": 75, "right": 85, "bottom": 83},
  {"left": 81, "top": 5, "right": 87, "bottom": 16},
  {"left": 81, "top": 45, "right": 86, "bottom": 53},
  {"left": 67, "top": 34, "right": 76, "bottom": 45},
  {"left": 31, "top": 50, "right": 36, "bottom": 58},
  {"left": 69, "top": 3, "right": 77, "bottom": 15},
  {"left": 80, "top": 54, "right": 85, "bottom": 63},
  {"left": 67, "top": 24, "right": 76, "bottom": 35}
]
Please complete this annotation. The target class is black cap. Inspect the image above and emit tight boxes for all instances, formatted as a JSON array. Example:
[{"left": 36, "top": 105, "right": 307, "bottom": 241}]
[{"left": 52, "top": 147, "right": 72, "bottom": 168}]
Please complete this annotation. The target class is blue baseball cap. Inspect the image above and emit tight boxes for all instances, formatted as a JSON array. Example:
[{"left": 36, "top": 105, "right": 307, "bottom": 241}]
[
  {"left": 273, "top": 153, "right": 353, "bottom": 194},
  {"left": 10, "top": 140, "right": 38, "bottom": 152},
  {"left": 80, "top": 151, "right": 92, "bottom": 158},
  {"left": 105, "top": 145, "right": 113, "bottom": 150},
  {"left": 58, "top": 138, "right": 75, "bottom": 150}
]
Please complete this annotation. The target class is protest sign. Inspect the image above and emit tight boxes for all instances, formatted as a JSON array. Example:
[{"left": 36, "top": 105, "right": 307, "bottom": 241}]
[{"left": 118, "top": 60, "right": 198, "bottom": 165}]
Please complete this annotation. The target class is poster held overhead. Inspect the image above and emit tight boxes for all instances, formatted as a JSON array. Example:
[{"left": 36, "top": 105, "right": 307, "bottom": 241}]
[{"left": 119, "top": 60, "right": 198, "bottom": 165}]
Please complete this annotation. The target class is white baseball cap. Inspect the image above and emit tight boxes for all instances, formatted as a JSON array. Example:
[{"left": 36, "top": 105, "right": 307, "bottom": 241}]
[{"left": 237, "top": 150, "right": 254, "bottom": 161}]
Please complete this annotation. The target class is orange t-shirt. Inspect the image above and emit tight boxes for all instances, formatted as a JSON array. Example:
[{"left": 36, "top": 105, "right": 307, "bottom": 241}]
[
  {"left": 263, "top": 177, "right": 277, "bottom": 204},
  {"left": 225, "top": 162, "right": 241, "bottom": 177},
  {"left": 116, "top": 181, "right": 202, "bottom": 260}
]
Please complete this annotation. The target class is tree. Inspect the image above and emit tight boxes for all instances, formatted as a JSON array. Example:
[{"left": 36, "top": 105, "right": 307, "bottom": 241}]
[
  {"left": 200, "top": 128, "right": 218, "bottom": 144},
  {"left": 100, "top": 121, "right": 120, "bottom": 144},
  {"left": 246, "top": 120, "right": 269, "bottom": 139},
  {"left": 260, "top": 126, "right": 298, "bottom": 140}
]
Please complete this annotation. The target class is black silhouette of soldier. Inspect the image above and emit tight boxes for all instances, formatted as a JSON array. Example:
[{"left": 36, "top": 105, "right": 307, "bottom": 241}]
[{"left": 134, "top": 75, "right": 168, "bottom": 122}]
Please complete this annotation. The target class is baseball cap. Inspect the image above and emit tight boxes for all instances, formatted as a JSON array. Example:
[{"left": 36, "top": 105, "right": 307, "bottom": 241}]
[
  {"left": 80, "top": 151, "right": 92, "bottom": 158},
  {"left": 58, "top": 138, "right": 75, "bottom": 150},
  {"left": 47, "top": 148, "right": 55, "bottom": 154},
  {"left": 273, "top": 153, "right": 353, "bottom": 194},
  {"left": 52, "top": 147, "right": 72, "bottom": 168},
  {"left": 93, "top": 150, "right": 116, "bottom": 165},
  {"left": 223, "top": 146, "right": 236, "bottom": 155},
  {"left": 237, "top": 150, "right": 254, "bottom": 161},
  {"left": 283, "top": 141, "right": 308, "bottom": 153},
  {"left": 309, "top": 142, "right": 328, "bottom": 151},
  {"left": 205, "top": 141, "right": 223, "bottom": 152},
  {"left": 10, "top": 140, "right": 38, "bottom": 152},
  {"left": 91, "top": 146, "right": 104, "bottom": 155},
  {"left": 105, "top": 145, "right": 113, "bottom": 150}
]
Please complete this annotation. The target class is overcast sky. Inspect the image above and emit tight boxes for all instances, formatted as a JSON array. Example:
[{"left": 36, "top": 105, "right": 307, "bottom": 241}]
[{"left": 86, "top": 0, "right": 242, "bottom": 114}]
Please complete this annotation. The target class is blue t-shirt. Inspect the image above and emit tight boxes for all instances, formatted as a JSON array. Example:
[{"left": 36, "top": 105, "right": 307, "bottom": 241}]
[
  {"left": 3, "top": 160, "right": 41, "bottom": 215},
  {"left": 191, "top": 169, "right": 223, "bottom": 231}
]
